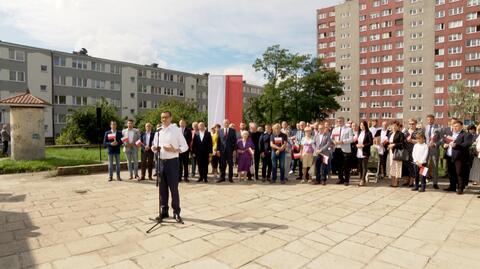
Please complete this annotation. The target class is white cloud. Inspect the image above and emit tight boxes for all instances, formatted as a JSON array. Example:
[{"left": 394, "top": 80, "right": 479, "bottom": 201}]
[{"left": 0, "top": 0, "right": 341, "bottom": 71}]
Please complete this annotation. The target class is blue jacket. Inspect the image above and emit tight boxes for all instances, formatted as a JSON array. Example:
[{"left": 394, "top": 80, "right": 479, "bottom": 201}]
[{"left": 103, "top": 130, "right": 123, "bottom": 155}]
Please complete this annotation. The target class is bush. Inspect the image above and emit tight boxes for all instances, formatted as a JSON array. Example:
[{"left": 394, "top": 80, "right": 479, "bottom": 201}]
[
  {"left": 56, "top": 99, "right": 124, "bottom": 144},
  {"left": 136, "top": 98, "right": 207, "bottom": 131}
]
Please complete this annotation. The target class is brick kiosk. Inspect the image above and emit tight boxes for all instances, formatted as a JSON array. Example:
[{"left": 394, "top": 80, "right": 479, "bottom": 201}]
[{"left": 0, "top": 89, "right": 51, "bottom": 160}]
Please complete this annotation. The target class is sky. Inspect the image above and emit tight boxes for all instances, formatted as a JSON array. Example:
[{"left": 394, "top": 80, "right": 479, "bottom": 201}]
[{"left": 0, "top": 0, "right": 340, "bottom": 85}]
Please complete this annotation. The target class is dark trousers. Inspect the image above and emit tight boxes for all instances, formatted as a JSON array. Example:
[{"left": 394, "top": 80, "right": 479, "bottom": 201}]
[
  {"left": 290, "top": 158, "right": 303, "bottom": 177},
  {"left": 2, "top": 141, "right": 8, "bottom": 155},
  {"left": 179, "top": 151, "right": 189, "bottom": 180},
  {"left": 380, "top": 151, "right": 388, "bottom": 177},
  {"left": 197, "top": 153, "right": 209, "bottom": 181},
  {"left": 141, "top": 150, "right": 154, "bottom": 178},
  {"left": 414, "top": 164, "right": 426, "bottom": 190},
  {"left": 334, "top": 149, "right": 351, "bottom": 183},
  {"left": 261, "top": 151, "right": 272, "bottom": 179},
  {"left": 220, "top": 152, "right": 234, "bottom": 180},
  {"left": 315, "top": 156, "right": 329, "bottom": 182},
  {"left": 448, "top": 158, "right": 464, "bottom": 190},
  {"left": 159, "top": 158, "right": 181, "bottom": 215},
  {"left": 358, "top": 157, "right": 369, "bottom": 181}
]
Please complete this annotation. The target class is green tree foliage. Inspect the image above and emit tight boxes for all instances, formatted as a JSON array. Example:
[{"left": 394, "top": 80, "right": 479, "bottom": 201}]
[
  {"left": 249, "top": 45, "right": 344, "bottom": 125},
  {"left": 135, "top": 99, "right": 207, "bottom": 132},
  {"left": 448, "top": 80, "right": 480, "bottom": 123},
  {"left": 56, "top": 98, "right": 123, "bottom": 144}
]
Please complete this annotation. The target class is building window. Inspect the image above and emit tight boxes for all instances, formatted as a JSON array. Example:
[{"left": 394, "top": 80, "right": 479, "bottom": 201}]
[
  {"left": 53, "top": 56, "right": 66, "bottom": 66},
  {"left": 41, "top": 65, "right": 48, "bottom": 72},
  {"left": 8, "top": 48, "right": 25, "bottom": 61},
  {"left": 40, "top": 85, "right": 47, "bottom": 92},
  {"left": 54, "top": 95, "right": 66, "bottom": 105},
  {"left": 54, "top": 113, "right": 66, "bottom": 124},
  {"left": 73, "top": 96, "right": 88, "bottom": 106},
  {"left": 9, "top": 70, "right": 25, "bottom": 82}
]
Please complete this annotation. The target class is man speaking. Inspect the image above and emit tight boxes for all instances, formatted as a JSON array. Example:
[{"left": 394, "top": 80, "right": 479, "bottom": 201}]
[{"left": 152, "top": 111, "right": 189, "bottom": 223}]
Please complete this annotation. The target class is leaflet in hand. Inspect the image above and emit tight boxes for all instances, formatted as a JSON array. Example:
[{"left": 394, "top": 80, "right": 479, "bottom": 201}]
[
  {"left": 293, "top": 153, "right": 301, "bottom": 159},
  {"left": 321, "top": 154, "right": 329, "bottom": 165},
  {"left": 135, "top": 140, "right": 143, "bottom": 147},
  {"left": 274, "top": 137, "right": 283, "bottom": 145},
  {"left": 121, "top": 137, "right": 129, "bottom": 143},
  {"left": 419, "top": 166, "right": 428, "bottom": 177},
  {"left": 443, "top": 135, "right": 454, "bottom": 144},
  {"left": 107, "top": 133, "right": 116, "bottom": 141}
]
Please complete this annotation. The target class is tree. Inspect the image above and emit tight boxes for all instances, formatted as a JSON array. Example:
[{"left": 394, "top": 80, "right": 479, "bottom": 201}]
[
  {"left": 249, "top": 45, "right": 344, "bottom": 125},
  {"left": 56, "top": 98, "right": 123, "bottom": 144},
  {"left": 135, "top": 98, "right": 207, "bottom": 132},
  {"left": 448, "top": 80, "right": 480, "bottom": 123}
]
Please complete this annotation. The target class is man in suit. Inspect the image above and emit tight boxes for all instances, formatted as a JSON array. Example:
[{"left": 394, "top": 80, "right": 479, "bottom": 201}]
[
  {"left": 379, "top": 121, "right": 391, "bottom": 179},
  {"left": 217, "top": 119, "right": 237, "bottom": 183},
  {"left": 424, "top": 114, "right": 442, "bottom": 189},
  {"left": 140, "top": 122, "right": 155, "bottom": 181},
  {"left": 103, "top": 121, "right": 123, "bottom": 181},
  {"left": 441, "top": 118, "right": 457, "bottom": 182},
  {"left": 331, "top": 117, "right": 354, "bottom": 186},
  {"left": 122, "top": 119, "right": 141, "bottom": 180},
  {"left": 190, "top": 122, "right": 199, "bottom": 178},
  {"left": 179, "top": 120, "right": 192, "bottom": 182},
  {"left": 259, "top": 124, "right": 273, "bottom": 182},
  {"left": 314, "top": 124, "right": 334, "bottom": 185},
  {"left": 192, "top": 122, "right": 213, "bottom": 183},
  {"left": 444, "top": 120, "right": 473, "bottom": 194},
  {"left": 247, "top": 122, "right": 261, "bottom": 181}
]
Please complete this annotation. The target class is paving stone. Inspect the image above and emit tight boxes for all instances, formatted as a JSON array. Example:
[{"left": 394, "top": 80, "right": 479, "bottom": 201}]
[
  {"left": 52, "top": 253, "right": 106, "bottom": 269},
  {"left": 256, "top": 249, "right": 309, "bottom": 269}
]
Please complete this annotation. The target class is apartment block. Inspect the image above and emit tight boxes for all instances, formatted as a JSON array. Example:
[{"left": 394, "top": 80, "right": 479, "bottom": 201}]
[
  {"left": 317, "top": 0, "right": 480, "bottom": 125},
  {"left": 0, "top": 41, "right": 263, "bottom": 142}
]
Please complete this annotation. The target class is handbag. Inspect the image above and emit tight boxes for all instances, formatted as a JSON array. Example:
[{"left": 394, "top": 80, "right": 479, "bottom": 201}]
[{"left": 393, "top": 148, "right": 408, "bottom": 161}]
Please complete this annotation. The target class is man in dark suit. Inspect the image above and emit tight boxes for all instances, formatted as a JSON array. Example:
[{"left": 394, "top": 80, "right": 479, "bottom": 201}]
[
  {"left": 140, "top": 122, "right": 155, "bottom": 180},
  {"left": 103, "top": 121, "right": 123, "bottom": 181},
  {"left": 192, "top": 122, "right": 213, "bottom": 183},
  {"left": 179, "top": 120, "right": 192, "bottom": 182},
  {"left": 444, "top": 120, "right": 473, "bottom": 194},
  {"left": 247, "top": 122, "right": 261, "bottom": 181},
  {"left": 217, "top": 119, "right": 237, "bottom": 183},
  {"left": 259, "top": 124, "right": 273, "bottom": 182}
]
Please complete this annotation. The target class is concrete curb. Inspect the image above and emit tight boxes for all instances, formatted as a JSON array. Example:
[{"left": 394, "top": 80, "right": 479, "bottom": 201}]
[{"left": 57, "top": 161, "right": 143, "bottom": 176}]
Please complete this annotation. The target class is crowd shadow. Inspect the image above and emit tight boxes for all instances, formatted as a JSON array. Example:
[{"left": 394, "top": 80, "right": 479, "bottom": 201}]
[
  {"left": 182, "top": 217, "right": 289, "bottom": 233},
  {"left": 0, "top": 193, "right": 40, "bottom": 268}
]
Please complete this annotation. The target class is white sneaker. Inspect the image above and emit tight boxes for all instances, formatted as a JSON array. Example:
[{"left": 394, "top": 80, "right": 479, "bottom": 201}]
[{"left": 289, "top": 170, "right": 294, "bottom": 175}]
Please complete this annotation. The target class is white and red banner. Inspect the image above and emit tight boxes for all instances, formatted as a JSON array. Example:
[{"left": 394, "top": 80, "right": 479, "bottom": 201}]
[{"left": 208, "top": 75, "right": 243, "bottom": 131}]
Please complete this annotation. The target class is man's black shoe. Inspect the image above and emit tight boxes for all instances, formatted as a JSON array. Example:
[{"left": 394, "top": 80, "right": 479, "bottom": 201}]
[
  {"left": 117, "top": 177, "right": 122, "bottom": 181},
  {"left": 229, "top": 179, "right": 234, "bottom": 183},
  {"left": 174, "top": 214, "right": 184, "bottom": 224},
  {"left": 433, "top": 184, "right": 439, "bottom": 189},
  {"left": 336, "top": 180, "right": 344, "bottom": 184},
  {"left": 443, "top": 187, "right": 456, "bottom": 192},
  {"left": 108, "top": 177, "right": 113, "bottom": 182},
  {"left": 216, "top": 179, "right": 226, "bottom": 183}
]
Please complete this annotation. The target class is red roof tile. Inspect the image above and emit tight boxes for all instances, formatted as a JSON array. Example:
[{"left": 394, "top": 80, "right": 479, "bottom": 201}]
[{"left": 0, "top": 89, "right": 51, "bottom": 107}]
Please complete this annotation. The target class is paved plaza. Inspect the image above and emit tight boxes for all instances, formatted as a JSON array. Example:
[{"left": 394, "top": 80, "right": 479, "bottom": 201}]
[{"left": 1, "top": 172, "right": 480, "bottom": 269}]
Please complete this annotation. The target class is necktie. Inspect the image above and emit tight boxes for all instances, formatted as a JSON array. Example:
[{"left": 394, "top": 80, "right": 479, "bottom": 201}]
[
  {"left": 224, "top": 128, "right": 227, "bottom": 138},
  {"left": 338, "top": 128, "right": 343, "bottom": 141},
  {"left": 427, "top": 126, "right": 432, "bottom": 142}
]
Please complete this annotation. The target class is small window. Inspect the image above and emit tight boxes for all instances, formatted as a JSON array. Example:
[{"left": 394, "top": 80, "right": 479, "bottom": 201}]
[
  {"left": 41, "top": 65, "right": 48, "bottom": 72},
  {"left": 130, "top": 93, "right": 135, "bottom": 98},
  {"left": 40, "top": 85, "right": 47, "bottom": 91},
  {"left": 130, "top": 77, "right": 135, "bottom": 82}
]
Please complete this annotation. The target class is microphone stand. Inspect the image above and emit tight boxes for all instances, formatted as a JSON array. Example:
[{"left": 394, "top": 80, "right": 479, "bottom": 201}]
[{"left": 146, "top": 127, "right": 163, "bottom": 234}]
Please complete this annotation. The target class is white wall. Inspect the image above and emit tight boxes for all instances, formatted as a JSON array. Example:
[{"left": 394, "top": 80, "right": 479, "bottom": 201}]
[
  {"left": 121, "top": 66, "right": 137, "bottom": 120},
  {"left": 27, "top": 52, "right": 53, "bottom": 138}
]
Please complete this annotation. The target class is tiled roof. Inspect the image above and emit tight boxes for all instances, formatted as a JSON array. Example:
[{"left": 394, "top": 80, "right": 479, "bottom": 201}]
[{"left": 0, "top": 89, "right": 51, "bottom": 107}]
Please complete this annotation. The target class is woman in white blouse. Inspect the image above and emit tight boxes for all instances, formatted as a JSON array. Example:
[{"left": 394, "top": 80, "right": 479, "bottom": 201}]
[{"left": 356, "top": 121, "right": 373, "bottom": 186}]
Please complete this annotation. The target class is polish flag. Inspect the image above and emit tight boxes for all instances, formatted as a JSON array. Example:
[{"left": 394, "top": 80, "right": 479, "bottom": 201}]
[
  {"left": 293, "top": 153, "right": 302, "bottom": 159},
  {"left": 121, "top": 137, "right": 129, "bottom": 143},
  {"left": 208, "top": 75, "right": 243, "bottom": 131},
  {"left": 135, "top": 140, "right": 143, "bottom": 147}
]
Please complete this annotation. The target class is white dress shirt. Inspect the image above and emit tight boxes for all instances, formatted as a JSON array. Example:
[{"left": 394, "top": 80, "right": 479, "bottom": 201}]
[
  {"left": 152, "top": 123, "right": 189, "bottom": 159},
  {"left": 127, "top": 129, "right": 134, "bottom": 143},
  {"left": 145, "top": 132, "right": 151, "bottom": 147},
  {"left": 199, "top": 131, "right": 205, "bottom": 141},
  {"left": 357, "top": 131, "right": 365, "bottom": 158},
  {"left": 446, "top": 132, "right": 460, "bottom": 157}
]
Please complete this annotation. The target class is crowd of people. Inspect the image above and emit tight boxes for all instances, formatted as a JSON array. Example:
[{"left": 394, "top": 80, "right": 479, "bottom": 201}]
[{"left": 103, "top": 114, "right": 480, "bottom": 197}]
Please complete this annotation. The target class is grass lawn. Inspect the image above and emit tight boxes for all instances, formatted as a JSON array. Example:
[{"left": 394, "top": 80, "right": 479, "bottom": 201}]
[{"left": 0, "top": 147, "right": 131, "bottom": 174}]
